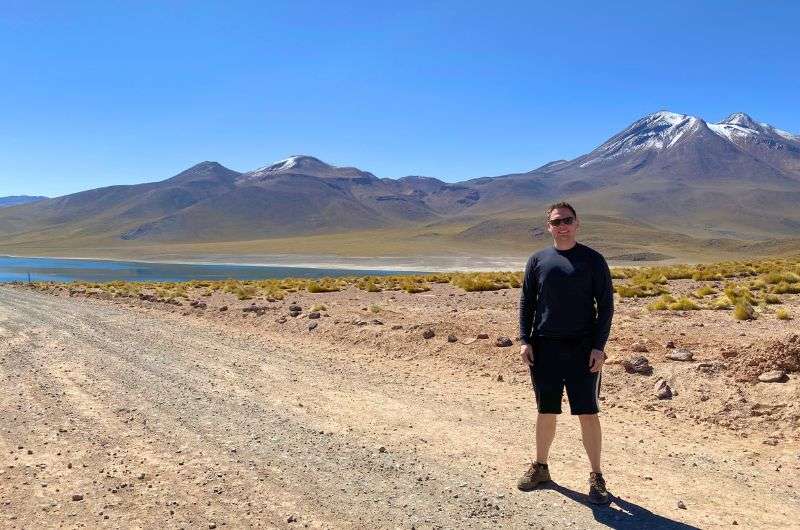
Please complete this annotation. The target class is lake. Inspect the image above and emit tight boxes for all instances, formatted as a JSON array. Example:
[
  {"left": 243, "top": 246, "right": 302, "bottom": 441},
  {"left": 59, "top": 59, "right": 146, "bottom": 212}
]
[{"left": 0, "top": 256, "right": 426, "bottom": 283}]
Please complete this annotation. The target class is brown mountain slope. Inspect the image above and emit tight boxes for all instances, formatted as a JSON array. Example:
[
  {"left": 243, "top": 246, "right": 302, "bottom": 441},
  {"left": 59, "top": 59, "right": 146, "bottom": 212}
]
[{"left": 1, "top": 111, "right": 799, "bottom": 261}]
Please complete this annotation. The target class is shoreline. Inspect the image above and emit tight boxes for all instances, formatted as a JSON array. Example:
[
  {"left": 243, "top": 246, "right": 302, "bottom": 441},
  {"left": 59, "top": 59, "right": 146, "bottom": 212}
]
[
  {"left": 0, "top": 251, "right": 685, "bottom": 273},
  {"left": 0, "top": 252, "right": 530, "bottom": 272}
]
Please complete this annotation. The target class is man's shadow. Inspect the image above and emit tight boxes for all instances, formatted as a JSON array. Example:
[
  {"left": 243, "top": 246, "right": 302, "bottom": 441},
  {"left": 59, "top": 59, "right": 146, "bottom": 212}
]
[{"left": 536, "top": 481, "right": 701, "bottom": 530}]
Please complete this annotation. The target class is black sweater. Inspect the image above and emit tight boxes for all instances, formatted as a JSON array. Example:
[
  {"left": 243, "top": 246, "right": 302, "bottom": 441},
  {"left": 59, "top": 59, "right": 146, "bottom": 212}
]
[{"left": 518, "top": 242, "right": 614, "bottom": 351}]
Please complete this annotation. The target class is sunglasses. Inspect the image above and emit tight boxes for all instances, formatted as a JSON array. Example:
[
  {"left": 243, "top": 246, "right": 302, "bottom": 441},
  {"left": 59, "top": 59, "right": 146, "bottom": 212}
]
[{"left": 548, "top": 216, "right": 575, "bottom": 227}]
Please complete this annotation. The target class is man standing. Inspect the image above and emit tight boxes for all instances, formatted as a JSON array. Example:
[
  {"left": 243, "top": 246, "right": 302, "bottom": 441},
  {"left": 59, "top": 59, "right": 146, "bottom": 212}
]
[{"left": 517, "top": 202, "right": 614, "bottom": 504}]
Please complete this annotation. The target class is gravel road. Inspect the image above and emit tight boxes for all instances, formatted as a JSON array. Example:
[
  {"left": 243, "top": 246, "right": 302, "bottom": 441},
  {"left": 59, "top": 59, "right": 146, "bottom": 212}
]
[{"left": 1, "top": 286, "right": 797, "bottom": 528}]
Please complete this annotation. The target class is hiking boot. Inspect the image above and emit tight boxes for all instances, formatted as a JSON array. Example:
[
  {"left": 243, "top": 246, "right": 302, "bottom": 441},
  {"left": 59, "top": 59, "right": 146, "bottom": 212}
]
[
  {"left": 588, "top": 472, "right": 609, "bottom": 504},
  {"left": 517, "top": 461, "right": 551, "bottom": 491}
]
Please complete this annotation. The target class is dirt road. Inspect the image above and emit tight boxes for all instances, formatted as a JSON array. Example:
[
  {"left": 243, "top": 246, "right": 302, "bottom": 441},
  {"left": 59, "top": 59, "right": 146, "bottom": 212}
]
[{"left": 1, "top": 286, "right": 797, "bottom": 528}]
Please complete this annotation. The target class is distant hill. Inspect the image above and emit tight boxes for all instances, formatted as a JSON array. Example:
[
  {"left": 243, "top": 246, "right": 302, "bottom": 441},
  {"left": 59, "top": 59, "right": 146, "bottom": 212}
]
[
  {"left": 0, "top": 196, "right": 47, "bottom": 208},
  {"left": 1, "top": 111, "right": 799, "bottom": 262}
]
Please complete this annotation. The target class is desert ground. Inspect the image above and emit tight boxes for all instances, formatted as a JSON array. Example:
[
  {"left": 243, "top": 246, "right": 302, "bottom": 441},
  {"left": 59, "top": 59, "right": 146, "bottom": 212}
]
[{"left": 1, "top": 266, "right": 799, "bottom": 528}]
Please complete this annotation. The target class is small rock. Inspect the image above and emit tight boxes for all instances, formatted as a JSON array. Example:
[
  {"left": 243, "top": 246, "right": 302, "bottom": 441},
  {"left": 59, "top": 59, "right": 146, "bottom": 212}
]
[
  {"left": 666, "top": 349, "right": 693, "bottom": 361},
  {"left": 71, "top": 494, "right": 84, "bottom": 502},
  {"left": 758, "top": 370, "right": 787, "bottom": 383},
  {"left": 308, "top": 312, "right": 321, "bottom": 319},
  {"left": 622, "top": 356, "right": 653, "bottom": 375},
  {"left": 371, "top": 319, "right": 383, "bottom": 325},
  {"left": 447, "top": 334, "right": 458, "bottom": 343},
  {"left": 391, "top": 324, "right": 403, "bottom": 330},
  {"left": 289, "top": 304, "right": 302, "bottom": 312},
  {"left": 665, "top": 340, "right": 675, "bottom": 349},
  {"left": 422, "top": 329, "right": 435, "bottom": 339},
  {"left": 378, "top": 446, "right": 387, "bottom": 453},
  {"left": 308, "top": 322, "right": 318, "bottom": 331},
  {"left": 495, "top": 336, "right": 513, "bottom": 347},
  {"left": 289, "top": 311, "right": 300, "bottom": 318},
  {"left": 630, "top": 341, "right": 648, "bottom": 352},
  {"left": 477, "top": 333, "right": 489, "bottom": 339},
  {"left": 677, "top": 500, "right": 686, "bottom": 509},
  {"left": 276, "top": 316, "right": 287, "bottom": 324},
  {"left": 654, "top": 379, "right": 672, "bottom": 400},
  {"left": 496, "top": 374, "right": 504, "bottom": 382},
  {"left": 218, "top": 306, "right": 228, "bottom": 312},
  {"left": 287, "top": 514, "right": 297, "bottom": 523}
]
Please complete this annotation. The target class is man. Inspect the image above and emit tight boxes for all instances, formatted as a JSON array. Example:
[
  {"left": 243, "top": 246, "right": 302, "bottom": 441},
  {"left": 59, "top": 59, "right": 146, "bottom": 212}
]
[{"left": 517, "top": 201, "right": 614, "bottom": 504}]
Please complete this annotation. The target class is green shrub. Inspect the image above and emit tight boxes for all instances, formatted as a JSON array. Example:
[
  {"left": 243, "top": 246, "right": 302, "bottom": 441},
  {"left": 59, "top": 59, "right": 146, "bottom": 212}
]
[
  {"left": 733, "top": 301, "right": 755, "bottom": 320},
  {"left": 693, "top": 285, "right": 716, "bottom": 298},
  {"left": 647, "top": 294, "right": 675, "bottom": 310},
  {"left": 764, "top": 293, "right": 781, "bottom": 304},
  {"left": 773, "top": 281, "right": 800, "bottom": 294},
  {"left": 307, "top": 280, "right": 340, "bottom": 293},
  {"left": 776, "top": 308, "right": 791, "bottom": 320},
  {"left": 711, "top": 295, "right": 733, "bottom": 310},
  {"left": 668, "top": 297, "right": 700, "bottom": 310}
]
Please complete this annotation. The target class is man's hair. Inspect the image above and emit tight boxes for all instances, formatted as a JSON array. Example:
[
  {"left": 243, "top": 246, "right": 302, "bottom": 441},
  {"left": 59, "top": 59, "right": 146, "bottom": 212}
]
[{"left": 546, "top": 201, "right": 577, "bottom": 221}]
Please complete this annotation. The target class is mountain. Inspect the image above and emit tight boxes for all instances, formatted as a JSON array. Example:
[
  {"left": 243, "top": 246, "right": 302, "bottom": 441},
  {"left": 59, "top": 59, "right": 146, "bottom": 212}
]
[
  {"left": 1, "top": 111, "right": 799, "bottom": 260},
  {"left": 0, "top": 196, "right": 47, "bottom": 208}
]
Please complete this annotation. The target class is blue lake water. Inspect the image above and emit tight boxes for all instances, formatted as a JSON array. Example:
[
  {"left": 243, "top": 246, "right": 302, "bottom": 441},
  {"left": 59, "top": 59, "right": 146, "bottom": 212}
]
[{"left": 0, "top": 256, "right": 426, "bottom": 283}]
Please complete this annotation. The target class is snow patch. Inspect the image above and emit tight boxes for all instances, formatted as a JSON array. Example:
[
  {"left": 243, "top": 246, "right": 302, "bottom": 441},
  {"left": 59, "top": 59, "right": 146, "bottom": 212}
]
[{"left": 579, "top": 112, "right": 698, "bottom": 167}]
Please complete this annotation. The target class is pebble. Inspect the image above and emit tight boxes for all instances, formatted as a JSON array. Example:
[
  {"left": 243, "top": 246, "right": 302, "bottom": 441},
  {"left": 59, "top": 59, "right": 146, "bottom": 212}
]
[
  {"left": 308, "top": 322, "right": 318, "bottom": 330},
  {"left": 654, "top": 379, "right": 672, "bottom": 400},
  {"left": 477, "top": 333, "right": 489, "bottom": 339},
  {"left": 422, "top": 329, "right": 435, "bottom": 339},
  {"left": 447, "top": 334, "right": 458, "bottom": 343},
  {"left": 622, "top": 356, "right": 653, "bottom": 375},
  {"left": 677, "top": 500, "right": 686, "bottom": 509},
  {"left": 666, "top": 349, "right": 693, "bottom": 361},
  {"left": 631, "top": 341, "right": 648, "bottom": 352},
  {"left": 495, "top": 336, "right": 513, "bottom": 347},
  {"left": 758, "top": 370, "right": 787, "bottom": 383},
  {"left": 71, "top": 494, "right": 84, "bottom": 502}
]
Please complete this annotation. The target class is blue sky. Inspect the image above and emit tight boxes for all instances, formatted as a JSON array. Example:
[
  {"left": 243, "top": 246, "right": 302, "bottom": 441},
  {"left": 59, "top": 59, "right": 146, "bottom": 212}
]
[{"left": 1, "top": 0, "right": 798, "bottom": 197}]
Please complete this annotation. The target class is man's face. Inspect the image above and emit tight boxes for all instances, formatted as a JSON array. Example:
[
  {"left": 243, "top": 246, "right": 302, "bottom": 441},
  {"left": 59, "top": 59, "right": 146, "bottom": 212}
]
[{"left": 546, "top": 207, "right": 579, "bottom": 242}]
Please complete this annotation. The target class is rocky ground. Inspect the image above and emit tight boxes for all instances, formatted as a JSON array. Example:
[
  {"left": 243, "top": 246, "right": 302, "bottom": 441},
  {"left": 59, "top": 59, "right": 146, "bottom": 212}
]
[{"left": 1, "top": 280, "right": 799, "bottom": 528}]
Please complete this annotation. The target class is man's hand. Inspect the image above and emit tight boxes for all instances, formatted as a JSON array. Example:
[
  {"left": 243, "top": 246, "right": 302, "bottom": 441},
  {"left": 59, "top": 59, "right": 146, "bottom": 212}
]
[
  {"left": 588, "top": 348, "right": 606, "bottom": 373},
  {"left": 521, "top": 343, "right": 534, "bottom": 367}
]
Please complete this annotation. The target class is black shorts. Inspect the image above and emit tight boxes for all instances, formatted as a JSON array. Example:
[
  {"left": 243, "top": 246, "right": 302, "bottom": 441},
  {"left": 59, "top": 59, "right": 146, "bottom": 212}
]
[{"left": 528, "top": 335, "right": 601, "bottom": 415}]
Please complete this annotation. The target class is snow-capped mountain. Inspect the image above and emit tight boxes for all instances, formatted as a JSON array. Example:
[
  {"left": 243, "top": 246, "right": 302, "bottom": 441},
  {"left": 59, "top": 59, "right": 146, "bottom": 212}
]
[
  {"left": 534, "top": 110, "right": 800, "bottom": 189},
  {"left": 1, "top": 109, "right": 799, "bottom": 251},
  {"left": 239, "top": 155, "right": 379, "bottom": 183},
  {"left": 575, "top": 111, "right": 799, "bottom": 171}
]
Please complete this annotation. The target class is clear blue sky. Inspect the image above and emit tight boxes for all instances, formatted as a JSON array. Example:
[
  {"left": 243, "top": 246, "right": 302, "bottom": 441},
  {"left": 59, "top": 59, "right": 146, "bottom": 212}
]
[{"left": 2, "top": 0, "right": 798, "bottom": 197}]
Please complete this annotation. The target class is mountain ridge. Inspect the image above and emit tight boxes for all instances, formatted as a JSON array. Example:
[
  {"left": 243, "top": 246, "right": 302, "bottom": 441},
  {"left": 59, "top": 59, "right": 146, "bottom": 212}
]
[{"left": 2, "top": 110, "right": 799, "bottom": 259}]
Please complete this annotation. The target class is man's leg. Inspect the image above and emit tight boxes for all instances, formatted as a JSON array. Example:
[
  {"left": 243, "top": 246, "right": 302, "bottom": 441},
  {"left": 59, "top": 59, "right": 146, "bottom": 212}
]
[
  {"left": 578, "top": 413, "right": 602, "bottom": 473},
  {"left": 536, "top": 413, "right": 558, "bottom": 464}
]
